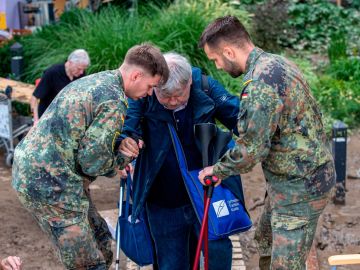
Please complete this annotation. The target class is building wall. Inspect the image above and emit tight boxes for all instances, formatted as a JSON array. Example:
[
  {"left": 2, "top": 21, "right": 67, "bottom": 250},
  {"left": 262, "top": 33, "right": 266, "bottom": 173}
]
[{"left": 5, "top": 0, "right": 26, "bottom": 29}]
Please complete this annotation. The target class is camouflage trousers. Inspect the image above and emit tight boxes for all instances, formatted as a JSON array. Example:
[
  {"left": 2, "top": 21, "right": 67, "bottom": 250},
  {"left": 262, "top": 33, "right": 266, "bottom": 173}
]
[
  {"left": 254, "top": 180, "right": 332, "bottom": 270},
  {"left": 17, "top": 190, "right": 113, "bottom": 270}
]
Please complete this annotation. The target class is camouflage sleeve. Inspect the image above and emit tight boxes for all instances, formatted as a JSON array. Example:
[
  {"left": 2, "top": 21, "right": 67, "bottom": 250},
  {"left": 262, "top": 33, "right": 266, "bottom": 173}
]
[
  {"left": 77, "top": 100, "right": 128, "bottom": 177},
  {"left": 213, "top": 81, "right": 283, "bottom": 179}
]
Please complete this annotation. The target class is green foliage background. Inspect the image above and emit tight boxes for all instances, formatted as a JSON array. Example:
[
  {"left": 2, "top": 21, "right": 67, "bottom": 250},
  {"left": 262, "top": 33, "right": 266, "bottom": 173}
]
[
  {"left": 15, "top": 0, "right": 250, "bottom": 94},
  {"left": 0, "top": 0, "right": 359, "bottom": 128},
  {"left": 285, "top": 0, "right": 360, "bottom": 54}
]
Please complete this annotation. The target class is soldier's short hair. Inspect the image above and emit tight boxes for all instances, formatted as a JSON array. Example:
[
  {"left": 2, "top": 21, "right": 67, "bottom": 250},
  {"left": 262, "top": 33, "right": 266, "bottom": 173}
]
[
  {"left": 68, "top": 49, "right": 90, "bottom": 65},
  {"left": 198, "top": 15, "right": 252, "bottom": 49},
  {"left": 125, "top": 43, "right": 169, "bottom": 84},
  {"left": 160, "top": 52, "right": 192, "bottom": 96}
]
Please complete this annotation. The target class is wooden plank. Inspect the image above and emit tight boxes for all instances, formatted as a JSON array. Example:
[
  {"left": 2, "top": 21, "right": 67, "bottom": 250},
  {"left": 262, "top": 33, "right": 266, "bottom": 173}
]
[
  {"left": 0, "top": 77, "right": 34, "bottom": 104},
  {"left": 328, "top": 254, "right": 360, "bottom": 266}
]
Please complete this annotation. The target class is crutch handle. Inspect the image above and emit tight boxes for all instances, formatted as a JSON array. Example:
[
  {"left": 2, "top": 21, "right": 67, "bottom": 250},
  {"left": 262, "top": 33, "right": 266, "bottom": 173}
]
[
  {"left": 204, "top": 175, "right": 218, "bottom": 186},
  {"left": 203, "top": 175, "right": 218, "bottom": 199}
]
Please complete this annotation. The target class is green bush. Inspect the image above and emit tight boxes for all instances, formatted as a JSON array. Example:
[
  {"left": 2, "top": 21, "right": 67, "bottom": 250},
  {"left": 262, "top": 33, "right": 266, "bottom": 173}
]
[
  {"left": 236, "top": 0, "right": 265, "bottom": 4},
  {"left": 20, "top": 7, "right": 141, "bottom": 82},
  {"left": 327, "top": 58, "right": 360, "bottom": 81},
  {"left": 285, "top": 0, "right": 360, "bottom": 54},
  {"left": 328, "top": 32, "right": 347, "bottom": 63},
  {"left": 58, "top": 7, "right": 92, "bottom": 26},
  {"left": 249, "top": 0, "right": 290, "bottom": 53},
  {"left": 0, "top": 41, "right": 12, "bottom": 78},
  {"left": 290, "top": 55, "right": 360, "bottom": 128},
  {"left": 343, "top": 0, "right": 360, "bottom": 9},
  {"left": 17, "top": 0, "right": 250, "bottom": 94},
  {"left": 145, "top": 0, "right": 251, "bottom": 92},
  {"left": 313, "top": 76, "right": 360, "bottom": 127},
  {"left": 12, "top": 101, "right": 31, "bottom": 116},
  {"left": 0, "top": 39, "right": 18, "bottom": 78},
  {"left": 302, "top": 56, "right": 360, "bottom": 128}
]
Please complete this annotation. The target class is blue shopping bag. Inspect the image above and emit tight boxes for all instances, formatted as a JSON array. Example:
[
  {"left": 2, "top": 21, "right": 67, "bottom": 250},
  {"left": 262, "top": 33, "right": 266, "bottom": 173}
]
[
  {"left": 169, "top": 124, "right": 252, "bottom": 240},
  {"left": 117, "top": 173, "right": 154, "bottom": 266}
]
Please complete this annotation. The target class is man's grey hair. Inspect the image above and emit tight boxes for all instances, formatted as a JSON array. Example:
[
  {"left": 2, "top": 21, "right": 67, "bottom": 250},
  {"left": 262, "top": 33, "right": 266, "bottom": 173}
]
[
  {"left": 160, "top": 52, "right": 192, "bottom": 95},
  {"left": 67, "top": 49, "right": 90, "bottom": 65}
]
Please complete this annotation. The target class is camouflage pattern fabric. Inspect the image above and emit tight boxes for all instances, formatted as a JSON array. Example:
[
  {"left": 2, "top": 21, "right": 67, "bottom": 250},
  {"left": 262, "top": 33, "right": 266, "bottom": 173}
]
[
  {"left": 12, "top": 69, "right": 129, "bottom": 269},
  {"left": 212, "top": 47, "right": 336, "bottom": 269},
  {"left": 255, "top": 163, "right": 334, "bottom": 270},
  {"left": 17, "top": 190, "right": 112, "bottom": 270}
]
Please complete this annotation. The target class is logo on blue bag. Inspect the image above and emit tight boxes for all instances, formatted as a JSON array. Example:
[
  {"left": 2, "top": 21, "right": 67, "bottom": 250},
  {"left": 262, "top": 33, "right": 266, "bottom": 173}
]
[{"left": 212, "top": 200, "right": 229, "bottom": 218}]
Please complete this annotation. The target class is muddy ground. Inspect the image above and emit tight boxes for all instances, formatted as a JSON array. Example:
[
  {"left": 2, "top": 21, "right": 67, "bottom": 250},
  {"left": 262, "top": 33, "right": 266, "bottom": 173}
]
[{"left": 0, "top": 130, "right": 359, "bottom": 269}]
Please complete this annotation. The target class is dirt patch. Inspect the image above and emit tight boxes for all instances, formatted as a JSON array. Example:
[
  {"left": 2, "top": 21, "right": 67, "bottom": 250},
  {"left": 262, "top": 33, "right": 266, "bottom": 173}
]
[
  {"left": 316, "top": 129, "right": 360, "bottom": 270},
  {"left": 0, "top": 130, "right": 359, "bottom": 269}
]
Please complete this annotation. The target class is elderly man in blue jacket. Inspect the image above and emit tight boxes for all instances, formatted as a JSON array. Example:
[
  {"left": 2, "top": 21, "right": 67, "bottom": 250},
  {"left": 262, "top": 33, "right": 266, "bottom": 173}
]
[{"left": 119, "top": 52, "right": 245, "bottom": 270}]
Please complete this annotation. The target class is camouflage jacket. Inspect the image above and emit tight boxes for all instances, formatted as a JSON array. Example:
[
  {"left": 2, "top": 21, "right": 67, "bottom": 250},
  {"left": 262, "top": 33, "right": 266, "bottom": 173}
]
[
  {"left": 12, "top": 70, "right": 128, "bottom": 211},
  {"left": 214, "top": 47, "right": 335, "bottom": 195}
]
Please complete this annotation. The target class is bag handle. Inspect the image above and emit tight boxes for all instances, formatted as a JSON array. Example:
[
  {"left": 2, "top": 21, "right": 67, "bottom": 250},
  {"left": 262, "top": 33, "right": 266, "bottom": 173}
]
[
  {"left": 168, "top": 124, "right": 188, "bottom": 170},
  {"left": 124, "top": 171, "right": 132, "bottom": 218}
]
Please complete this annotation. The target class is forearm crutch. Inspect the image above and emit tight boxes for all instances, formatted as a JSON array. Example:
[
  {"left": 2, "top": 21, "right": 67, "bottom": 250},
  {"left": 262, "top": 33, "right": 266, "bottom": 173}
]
[
  {"left": 193, "top": 123, "right": 231, "bottom": 270},
  {"left": 115, "top": 167, "right": 129, "bottom": 270},
  {"left": 192, "top": 176, "right": 218, "bottom": 270}
]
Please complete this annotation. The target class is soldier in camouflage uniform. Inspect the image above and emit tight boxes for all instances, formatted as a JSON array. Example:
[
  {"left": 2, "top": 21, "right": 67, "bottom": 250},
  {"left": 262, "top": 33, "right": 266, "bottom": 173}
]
[
  {"left": 12, "top": 44, "right": 169, "bottom": 270},
  {"left": 198, "top": 16, "right": 335, "bottom": 269}
]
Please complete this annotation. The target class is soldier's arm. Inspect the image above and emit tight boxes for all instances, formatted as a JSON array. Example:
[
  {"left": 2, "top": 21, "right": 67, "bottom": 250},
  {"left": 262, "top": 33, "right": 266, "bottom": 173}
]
[
  {"left": 30, "top": 95, "right": 40, "bottom": 124},
  {"left": 77, "top": 100, "right": 129, "bottom": 177},
  {"left": 213, "top": 81, "right": 283, "bottom": 179}
]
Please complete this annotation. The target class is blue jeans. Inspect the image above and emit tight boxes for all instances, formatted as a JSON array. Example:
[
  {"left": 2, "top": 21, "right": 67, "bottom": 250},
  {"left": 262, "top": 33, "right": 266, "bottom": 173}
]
[{"left": 146, "top": 203, "right": 232, "bottom": 270}]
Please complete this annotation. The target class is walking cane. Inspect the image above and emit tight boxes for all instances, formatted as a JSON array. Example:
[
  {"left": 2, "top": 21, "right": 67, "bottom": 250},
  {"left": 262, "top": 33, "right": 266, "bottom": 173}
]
[
  {"left": 193, "top": 124, "right": 232, "bottom": 270},
  {"left": 115, "top": 166, "right": 129, "bottom": 270}
]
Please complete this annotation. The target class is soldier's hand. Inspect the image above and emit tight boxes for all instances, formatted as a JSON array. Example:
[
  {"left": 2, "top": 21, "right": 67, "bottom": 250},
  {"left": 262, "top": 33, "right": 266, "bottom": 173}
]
[
  {"left": 119, "top": 137, "right": 143, "bottom": 159},
  {"left": 117, "top": 163, "right": 133, "bottom": 179},
  {"left": 32, "top": 119, "right": 39, "bottom": 127},
  {"left": 198, "top": 166, "right": 222, "bottom": 187},
  {"left": 1, "top": 256, "right": 22, "bottom": 270}
]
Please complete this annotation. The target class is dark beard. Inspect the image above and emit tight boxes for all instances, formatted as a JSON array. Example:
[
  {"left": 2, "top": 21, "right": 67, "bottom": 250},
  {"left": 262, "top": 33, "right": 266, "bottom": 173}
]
[
  {"left": 229, "top": 69, "right": 243, "bottom": 78},
  {"left": 223, "top": 58, "right": 243, "bottom": 78}
]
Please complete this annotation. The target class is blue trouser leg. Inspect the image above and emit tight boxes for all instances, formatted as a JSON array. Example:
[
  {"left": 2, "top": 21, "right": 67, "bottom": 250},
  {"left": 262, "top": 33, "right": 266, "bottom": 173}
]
[
  {"left": 146, "top": 203, "right": 232, "bottom": 270},
  {"left": 208, "top": 237, "right": 232, "bottom": 270}
]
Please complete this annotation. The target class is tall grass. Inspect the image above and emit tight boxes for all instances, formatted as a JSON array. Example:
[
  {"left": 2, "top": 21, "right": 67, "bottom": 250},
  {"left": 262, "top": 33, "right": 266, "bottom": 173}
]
[
  {"left": 19, "top": 0, "right": 250, "bottom": 94},
  {"left": 146, "top": 0, "right": 251, "bottom": 92},
  {"left": 21, "top": 8, "right": 145, "bottom": 80}
]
